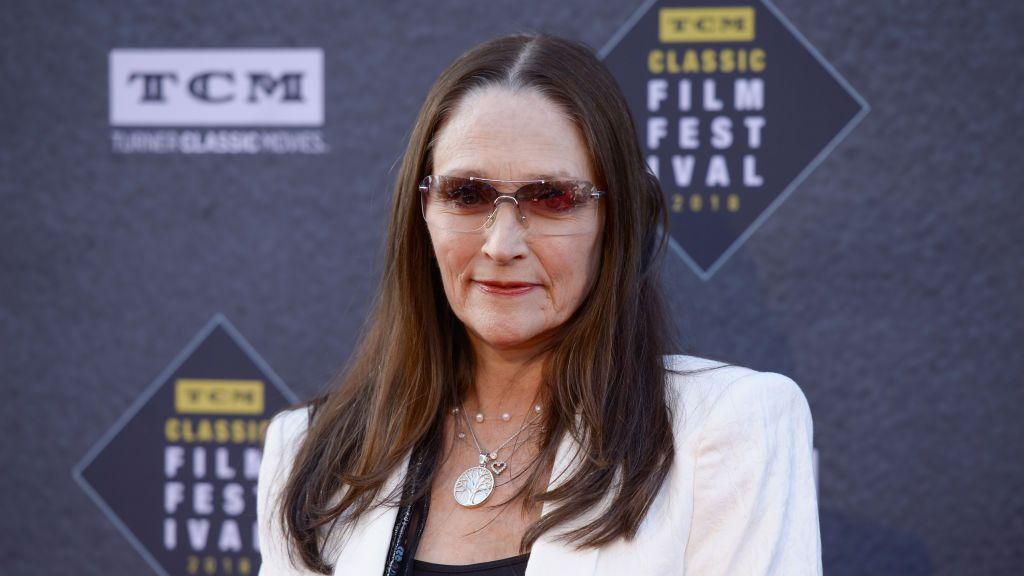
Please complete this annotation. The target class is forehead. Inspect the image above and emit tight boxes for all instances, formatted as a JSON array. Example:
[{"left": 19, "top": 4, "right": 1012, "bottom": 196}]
[{"left": 432, "top": 87, "right": 594, "bottom": 182}]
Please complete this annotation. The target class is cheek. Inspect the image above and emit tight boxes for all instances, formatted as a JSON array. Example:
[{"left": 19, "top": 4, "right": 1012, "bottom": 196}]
[
  {"left": 431, "top": 231, "right": 477, "bottom": 299},
  {"left": 541, "top": 235, "right": 602, "bottom": 312}
]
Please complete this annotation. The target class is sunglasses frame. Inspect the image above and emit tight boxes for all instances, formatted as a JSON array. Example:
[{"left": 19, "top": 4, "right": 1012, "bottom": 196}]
[{"left": 418, "top": 175, "right": 605, "bottom": 231}]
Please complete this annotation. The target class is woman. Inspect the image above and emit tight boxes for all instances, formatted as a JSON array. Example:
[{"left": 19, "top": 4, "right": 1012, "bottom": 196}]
[{"left": 257, "top": 34, "right": 820, "bottom": 575}]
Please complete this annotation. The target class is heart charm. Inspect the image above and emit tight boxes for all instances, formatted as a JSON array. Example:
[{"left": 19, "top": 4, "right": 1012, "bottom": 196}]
[{"left": 489, "top": 460, "right": 508, "bottom": 475}]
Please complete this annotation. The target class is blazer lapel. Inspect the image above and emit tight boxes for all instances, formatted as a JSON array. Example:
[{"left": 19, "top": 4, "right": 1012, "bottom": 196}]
[
  {"left": 526, "top": 427, "right": 601, "bottom": 576},
  {"left": 330, "top": 451, "right": 411, "bottom": 575}
]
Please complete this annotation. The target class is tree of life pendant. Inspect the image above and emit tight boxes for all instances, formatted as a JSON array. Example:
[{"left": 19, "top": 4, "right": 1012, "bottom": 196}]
[{"left": 453, "top": 465, "right": 495, "bottom": 507}]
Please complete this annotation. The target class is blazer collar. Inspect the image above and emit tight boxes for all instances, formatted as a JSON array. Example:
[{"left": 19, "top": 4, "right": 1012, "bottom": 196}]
[{"left": 330, "top": 428, "right": 601, "bottom": 575}]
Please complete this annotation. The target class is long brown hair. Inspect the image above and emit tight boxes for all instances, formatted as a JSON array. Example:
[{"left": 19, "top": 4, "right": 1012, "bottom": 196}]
[{"left": 279, "top": 33, "right": 687, "bottom": 572}]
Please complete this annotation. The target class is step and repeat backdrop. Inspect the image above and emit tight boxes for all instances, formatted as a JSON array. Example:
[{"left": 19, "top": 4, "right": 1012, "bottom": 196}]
[{"left": 3, "top": 1, "right": 1021, "bottom": 575}]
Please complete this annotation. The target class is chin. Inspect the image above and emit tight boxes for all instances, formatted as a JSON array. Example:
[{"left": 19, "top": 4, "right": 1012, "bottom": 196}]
[{"left": 467, "top": 317, "right": 546, "bottom": 350}]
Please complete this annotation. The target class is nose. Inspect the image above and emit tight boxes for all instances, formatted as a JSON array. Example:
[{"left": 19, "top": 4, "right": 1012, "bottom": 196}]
[{"left": 481, "top": 200, "right": 528, "bottom": 263}]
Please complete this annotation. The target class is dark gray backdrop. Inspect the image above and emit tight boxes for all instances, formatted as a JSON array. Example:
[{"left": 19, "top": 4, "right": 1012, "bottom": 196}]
[{"left": 2, "top": 1, "right": 1022, "bottom": 575}]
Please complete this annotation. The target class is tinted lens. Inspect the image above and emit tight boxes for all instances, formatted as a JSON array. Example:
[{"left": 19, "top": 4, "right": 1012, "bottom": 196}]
[
  {"left": 518, "top": 181, "right": 581, "bottom": 216},
  {"left": 433, "top": 176, "right": 496, "bottom": 213},
  {"left": 421, "top": 176, "right": 501, "bottom": 232}
]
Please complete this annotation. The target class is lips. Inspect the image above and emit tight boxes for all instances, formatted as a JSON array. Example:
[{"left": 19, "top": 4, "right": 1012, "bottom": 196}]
[{"left": 473, "top": 280, "right": 538, "bottom": 296}]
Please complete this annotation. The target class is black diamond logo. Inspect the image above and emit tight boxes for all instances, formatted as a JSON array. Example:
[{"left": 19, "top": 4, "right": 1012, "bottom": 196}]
[
  {"left": 601, "top": 0, "right": 869, "bottom": 278},
  {"left": 73, "top": 315, "right": 298, "bottom": 575}
]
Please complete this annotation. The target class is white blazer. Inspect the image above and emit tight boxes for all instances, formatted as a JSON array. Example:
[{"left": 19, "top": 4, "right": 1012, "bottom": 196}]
[{"left": 257, "top": 355, "right": 822, "bottom": 575}]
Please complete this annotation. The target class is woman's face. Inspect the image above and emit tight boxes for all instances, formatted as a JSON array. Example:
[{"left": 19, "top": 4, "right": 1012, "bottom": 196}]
[{"left": 428, "top": 87, "right": 604, "bottom": 353}]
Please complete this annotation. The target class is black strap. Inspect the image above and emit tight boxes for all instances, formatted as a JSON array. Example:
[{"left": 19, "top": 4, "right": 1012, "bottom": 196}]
[
  {"left": 404, "top": 484, "right": 431, "bottom": 575},
  {"left": 383, "top": 445, "right": 432, "bottom": 576}
]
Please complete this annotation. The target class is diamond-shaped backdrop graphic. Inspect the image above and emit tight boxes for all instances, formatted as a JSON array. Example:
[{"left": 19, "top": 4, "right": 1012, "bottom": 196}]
[
  {"left": 601, "top": 0, "right": 869, "bottom": 278},
  {"left": 73, "top": 315, "right": 299, "bottom": 576}
]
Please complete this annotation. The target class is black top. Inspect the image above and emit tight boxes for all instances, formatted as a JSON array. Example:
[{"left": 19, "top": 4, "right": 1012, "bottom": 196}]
[{"left": 411, "top": 553, "right": 530, "bottom": 576}]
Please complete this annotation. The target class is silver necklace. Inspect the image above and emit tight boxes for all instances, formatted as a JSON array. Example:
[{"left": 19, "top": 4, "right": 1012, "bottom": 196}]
[{"left": 451, "top": 403, "right": 539, "bottom": 508}]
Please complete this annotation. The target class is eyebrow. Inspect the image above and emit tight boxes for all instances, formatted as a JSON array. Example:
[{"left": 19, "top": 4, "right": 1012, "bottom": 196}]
[{"left": 446, "top": 168, "right": 578, "bottom": 180}]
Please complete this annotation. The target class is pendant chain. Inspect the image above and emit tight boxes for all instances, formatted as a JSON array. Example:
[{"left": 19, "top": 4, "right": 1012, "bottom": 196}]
[{"left": 457, "top": 402, "right": 538, "bottom": 461}]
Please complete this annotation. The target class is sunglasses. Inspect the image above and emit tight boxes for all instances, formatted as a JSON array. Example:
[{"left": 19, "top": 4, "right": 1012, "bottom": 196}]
[{"left": 419, "top": 175, "right": 605, "bottom": 235}]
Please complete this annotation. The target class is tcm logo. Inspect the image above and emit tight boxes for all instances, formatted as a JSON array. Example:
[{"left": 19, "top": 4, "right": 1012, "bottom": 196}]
[
  {"left": 109, "top": 48, "right": 323, "bottom": 126},
  {"left": 174, "top": 379, "right": 265, "bottom": 415},
  {"left": 659, "top": 7, "right": 756, "bottom": 43}
]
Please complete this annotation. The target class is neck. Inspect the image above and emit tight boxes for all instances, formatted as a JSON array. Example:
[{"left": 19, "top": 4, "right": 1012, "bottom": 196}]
[{"left": 466, "top": 335, "right": 546, "bottom": 417}]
